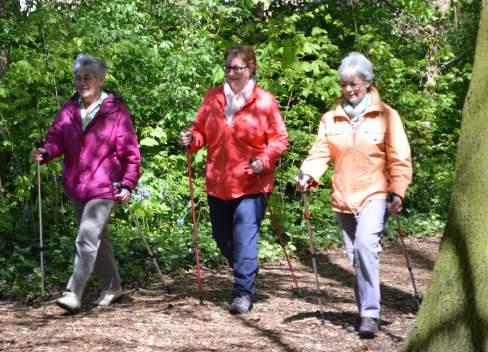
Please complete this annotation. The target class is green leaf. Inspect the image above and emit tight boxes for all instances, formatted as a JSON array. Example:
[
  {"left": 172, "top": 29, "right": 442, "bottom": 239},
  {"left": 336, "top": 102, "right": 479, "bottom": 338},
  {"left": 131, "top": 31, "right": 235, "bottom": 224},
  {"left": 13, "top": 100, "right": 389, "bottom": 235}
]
[
  {"left": 282, "top": 40, "right": 297, "bottom": 67},
  {"left": 212, "top": 65, "right": 224, "bottom": 85},
  {"left": 140, "top": 137, "right": 159, "bottom": 147}
]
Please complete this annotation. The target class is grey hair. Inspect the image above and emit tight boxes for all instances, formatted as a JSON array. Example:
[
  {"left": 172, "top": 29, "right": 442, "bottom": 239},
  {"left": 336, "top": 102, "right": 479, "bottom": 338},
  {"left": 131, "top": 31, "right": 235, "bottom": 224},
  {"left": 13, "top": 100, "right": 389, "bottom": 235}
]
[
  {"left": 338, "top": 52, "right": 374, "bottom": 82},
  {"left": 72, "top": 53, "right": 107, "bottom": 79}
]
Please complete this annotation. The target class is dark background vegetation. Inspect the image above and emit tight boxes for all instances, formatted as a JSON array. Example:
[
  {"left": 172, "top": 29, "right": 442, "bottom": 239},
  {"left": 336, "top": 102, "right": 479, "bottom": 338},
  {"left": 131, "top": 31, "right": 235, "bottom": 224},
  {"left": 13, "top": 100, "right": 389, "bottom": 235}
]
[{"left": 0, "top": 0, "right": 481, "bottom": 298}]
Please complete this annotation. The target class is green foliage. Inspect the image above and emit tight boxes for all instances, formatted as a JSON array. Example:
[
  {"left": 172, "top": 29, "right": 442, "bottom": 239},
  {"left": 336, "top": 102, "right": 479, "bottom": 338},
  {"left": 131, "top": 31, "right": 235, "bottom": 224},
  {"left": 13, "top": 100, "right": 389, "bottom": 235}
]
[{"left": 0, "top": 0, "right": 481, "bottom": 298}]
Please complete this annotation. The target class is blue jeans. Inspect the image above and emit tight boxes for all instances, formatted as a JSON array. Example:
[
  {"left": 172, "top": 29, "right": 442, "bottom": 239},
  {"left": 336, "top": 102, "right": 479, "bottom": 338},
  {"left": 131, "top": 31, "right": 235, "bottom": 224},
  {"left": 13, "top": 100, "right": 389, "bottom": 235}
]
[{"left": 208, "top": 194, "right": 266, "bottom": 297}]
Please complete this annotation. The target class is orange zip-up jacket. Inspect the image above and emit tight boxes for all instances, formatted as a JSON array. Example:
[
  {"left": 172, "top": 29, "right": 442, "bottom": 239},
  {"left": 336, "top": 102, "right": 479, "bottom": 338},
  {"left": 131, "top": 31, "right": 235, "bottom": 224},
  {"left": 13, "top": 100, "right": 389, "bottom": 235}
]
[
  {"left": 300, "top": 87, "right": 412, "bottom": 213},
  {"left": 188, "top": 86, "right": 288, "bottom": 200}
]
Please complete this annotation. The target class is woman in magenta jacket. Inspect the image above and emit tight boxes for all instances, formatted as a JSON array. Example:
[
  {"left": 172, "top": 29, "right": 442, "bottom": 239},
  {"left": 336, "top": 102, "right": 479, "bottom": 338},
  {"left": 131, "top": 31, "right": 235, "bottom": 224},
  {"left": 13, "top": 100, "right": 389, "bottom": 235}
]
[
  {"left": 180, "top": 44, "right": 288, "bottom": 314},
  {"left": 32, "top": 53, "right": 141, "bottom": 313}
]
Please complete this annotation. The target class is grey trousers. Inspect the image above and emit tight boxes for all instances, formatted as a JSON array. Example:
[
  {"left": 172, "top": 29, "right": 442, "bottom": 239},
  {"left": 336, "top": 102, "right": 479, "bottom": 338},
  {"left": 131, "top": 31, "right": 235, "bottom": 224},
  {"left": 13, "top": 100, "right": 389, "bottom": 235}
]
[
  {"left": 335, "top": 199, "right": 388, "bottom": 319},
  {"left": 66, "top": 198, "right": 121, "bottom": 297}
]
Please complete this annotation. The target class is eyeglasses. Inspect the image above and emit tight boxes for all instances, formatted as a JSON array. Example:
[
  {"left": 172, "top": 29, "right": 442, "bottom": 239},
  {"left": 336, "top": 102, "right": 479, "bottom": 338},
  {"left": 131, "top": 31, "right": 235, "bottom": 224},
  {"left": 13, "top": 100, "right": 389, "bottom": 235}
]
[
  {"left": 74, "top": 73, "right": 97, "bottom": 82},
  {"left": 225, "top": 65, "right": 248, "bottom": 74},
  {"left": 340, "top": 81, "right": 365, "bottom": 90}
]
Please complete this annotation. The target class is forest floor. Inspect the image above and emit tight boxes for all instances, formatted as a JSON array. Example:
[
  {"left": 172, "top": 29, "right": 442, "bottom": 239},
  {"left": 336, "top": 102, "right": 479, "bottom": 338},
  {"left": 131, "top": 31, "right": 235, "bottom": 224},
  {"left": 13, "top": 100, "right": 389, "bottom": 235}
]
[{"left": 0, "top": 236, "right": 440, "bottom": 352}]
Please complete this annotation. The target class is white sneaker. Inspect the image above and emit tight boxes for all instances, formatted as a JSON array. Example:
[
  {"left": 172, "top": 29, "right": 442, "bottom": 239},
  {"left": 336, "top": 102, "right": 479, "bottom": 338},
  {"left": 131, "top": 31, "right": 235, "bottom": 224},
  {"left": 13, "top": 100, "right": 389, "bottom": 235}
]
[
  {"left": 94, "top": 287, "right": 123, "bottom": 306},
  {"left": 56, "top": 291, "right": 81, "bottom": 313}
]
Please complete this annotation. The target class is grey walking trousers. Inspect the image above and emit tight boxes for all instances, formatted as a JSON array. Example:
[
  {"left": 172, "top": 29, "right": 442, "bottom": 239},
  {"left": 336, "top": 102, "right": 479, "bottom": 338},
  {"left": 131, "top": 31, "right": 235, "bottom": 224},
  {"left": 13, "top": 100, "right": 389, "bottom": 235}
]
[
  {"left": 66, "top": 198, "right": 121, "bottom": 297},
  {"left": 335, "top": 199, "right": 388, "bottom": 319}
]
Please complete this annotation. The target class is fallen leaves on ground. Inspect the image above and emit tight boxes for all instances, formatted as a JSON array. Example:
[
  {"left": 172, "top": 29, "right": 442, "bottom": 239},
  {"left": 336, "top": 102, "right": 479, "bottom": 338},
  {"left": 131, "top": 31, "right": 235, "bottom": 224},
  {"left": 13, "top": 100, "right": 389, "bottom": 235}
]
[{"left": 0, "top": 237, "right": 439, "bottom": 352}]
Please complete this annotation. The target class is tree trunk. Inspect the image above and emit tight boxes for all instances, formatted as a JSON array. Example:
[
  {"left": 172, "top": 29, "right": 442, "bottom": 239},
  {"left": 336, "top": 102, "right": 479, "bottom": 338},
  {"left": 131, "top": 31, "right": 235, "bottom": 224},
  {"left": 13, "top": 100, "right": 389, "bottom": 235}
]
[{"left": 400, "top": 3, "right": 488, "bottom": 351}]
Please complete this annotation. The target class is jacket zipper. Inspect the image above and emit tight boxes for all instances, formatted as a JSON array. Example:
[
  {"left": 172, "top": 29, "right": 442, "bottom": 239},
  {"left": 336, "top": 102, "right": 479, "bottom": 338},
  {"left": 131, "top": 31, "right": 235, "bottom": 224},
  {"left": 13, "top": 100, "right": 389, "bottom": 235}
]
[{"left": 351, "top": 116, "right": 366, "bottom": 215}]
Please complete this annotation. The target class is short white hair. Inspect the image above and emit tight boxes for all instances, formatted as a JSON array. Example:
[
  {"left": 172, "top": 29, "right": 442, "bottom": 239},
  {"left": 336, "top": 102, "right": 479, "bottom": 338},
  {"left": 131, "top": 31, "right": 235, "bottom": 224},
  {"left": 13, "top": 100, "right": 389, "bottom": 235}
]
[
  {"left": 72, "top": 53, "right": 107, "bottom": 79},
  {"left": 338, "top": 52, "right": 374, "bottom": 82}
]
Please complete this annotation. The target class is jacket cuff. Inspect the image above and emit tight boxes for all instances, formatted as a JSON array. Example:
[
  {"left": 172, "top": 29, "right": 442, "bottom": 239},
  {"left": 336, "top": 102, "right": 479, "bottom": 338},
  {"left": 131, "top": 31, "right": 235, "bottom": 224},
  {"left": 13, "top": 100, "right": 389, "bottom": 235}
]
[
  {"left": 40, "top": 147, "right": 51, "bottom": 165},
  {"left": 388, "top": 184, "right": 407, "bottom": 199},
  {"left": 41, "top": 150, "right": 49, "bottom": 163},
  {"left": 119, "top": 183, "right": 132, "bottom": 192},
  {"left": 387, "top": 192, "right": 403, "bottom": 202}
]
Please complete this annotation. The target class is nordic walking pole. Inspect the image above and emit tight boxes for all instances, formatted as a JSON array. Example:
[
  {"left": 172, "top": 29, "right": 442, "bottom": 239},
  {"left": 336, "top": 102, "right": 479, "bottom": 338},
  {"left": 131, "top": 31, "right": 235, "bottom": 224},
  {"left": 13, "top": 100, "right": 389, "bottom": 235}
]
[
  {"left": 35, "top": 142, "right": 46, "bottom": 297},
  {"left": 251, "top": 161, "right": 299, "bottom": 291},
  {"left": 112, "top": 182, "right": 170, "bottom": 293},
  {"left": 184, "top": 147, "right": 204, "bottom": 304},
  {"left": 302, "top": 192, "right": 325, "bottom": 324},
  {"left": 394, "top": 215, "right": 421, "bottom": 310},
  {"left": 127, "top": 206, "right": 170, "bottom": 294}
]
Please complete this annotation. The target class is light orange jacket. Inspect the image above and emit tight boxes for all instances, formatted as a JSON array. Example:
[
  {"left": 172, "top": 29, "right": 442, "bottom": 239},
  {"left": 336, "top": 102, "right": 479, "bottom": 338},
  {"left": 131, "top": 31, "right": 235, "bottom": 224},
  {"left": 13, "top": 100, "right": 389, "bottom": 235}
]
[
  {"left": 300, "top": 87, "right": 412, "bottom": 213},
  {"left": 188, "top": 86, "right": 288, "bottom": 200}
]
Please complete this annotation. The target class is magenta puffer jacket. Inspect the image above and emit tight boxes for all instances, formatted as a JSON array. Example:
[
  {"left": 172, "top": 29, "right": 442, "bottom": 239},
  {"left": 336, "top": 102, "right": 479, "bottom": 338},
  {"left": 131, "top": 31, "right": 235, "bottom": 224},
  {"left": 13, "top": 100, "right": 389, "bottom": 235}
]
[{"left": 43, "top": 92, "right": 141, "bottom": 202}]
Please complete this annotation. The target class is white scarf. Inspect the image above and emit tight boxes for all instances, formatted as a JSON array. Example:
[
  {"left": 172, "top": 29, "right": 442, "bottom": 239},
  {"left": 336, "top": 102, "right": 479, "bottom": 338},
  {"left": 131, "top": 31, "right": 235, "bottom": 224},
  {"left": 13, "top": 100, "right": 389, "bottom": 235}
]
[{"left": 224, "top": 79, "right": 256, "bottom": 124}]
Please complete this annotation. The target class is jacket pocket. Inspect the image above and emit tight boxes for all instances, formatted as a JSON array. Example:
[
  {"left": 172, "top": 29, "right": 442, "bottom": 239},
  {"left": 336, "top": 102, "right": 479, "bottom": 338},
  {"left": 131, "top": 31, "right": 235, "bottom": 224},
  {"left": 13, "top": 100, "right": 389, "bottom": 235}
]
[
  {"left": 326, "top": 128, "right": 349, "bottom": 150},
  {"left": 364, "top": 130, "right": 385, "bottom": 145}
]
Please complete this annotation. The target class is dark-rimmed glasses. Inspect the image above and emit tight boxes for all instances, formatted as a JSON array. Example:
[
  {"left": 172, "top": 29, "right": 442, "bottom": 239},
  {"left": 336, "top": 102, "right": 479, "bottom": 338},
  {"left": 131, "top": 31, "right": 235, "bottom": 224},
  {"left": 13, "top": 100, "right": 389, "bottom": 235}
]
[{"left": 225, "top": 65, "right": 248, "bottom": 74}]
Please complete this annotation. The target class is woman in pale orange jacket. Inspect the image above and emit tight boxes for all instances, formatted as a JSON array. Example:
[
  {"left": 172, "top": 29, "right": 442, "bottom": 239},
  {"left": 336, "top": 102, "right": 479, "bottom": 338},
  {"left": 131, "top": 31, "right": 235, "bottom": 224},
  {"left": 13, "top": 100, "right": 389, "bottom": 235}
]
[
  {"left": 180, "top": 44, "right": 288, "bottom": 314},
  {"left": 296, "top": 52, "right": 412, "bottom": 338}
]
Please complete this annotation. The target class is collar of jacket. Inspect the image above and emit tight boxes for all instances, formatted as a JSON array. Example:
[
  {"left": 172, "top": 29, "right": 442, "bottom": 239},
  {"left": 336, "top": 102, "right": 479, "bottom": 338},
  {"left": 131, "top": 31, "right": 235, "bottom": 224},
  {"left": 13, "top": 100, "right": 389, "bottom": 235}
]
[
  {"left": 67, "top": 91, "right": 123, "bottom": 116},
  {"left": 333, "top": 86, "right": 385, "bottom": 121},
  {"left": 216, "top": 85, "right": 258, "bottom": 112}
]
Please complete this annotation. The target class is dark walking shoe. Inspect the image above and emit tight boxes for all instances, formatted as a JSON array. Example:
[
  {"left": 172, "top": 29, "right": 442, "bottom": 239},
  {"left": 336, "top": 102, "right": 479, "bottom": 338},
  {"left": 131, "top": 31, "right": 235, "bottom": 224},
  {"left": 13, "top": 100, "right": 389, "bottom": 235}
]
[
  {"left": 358, "top": 317, "right": 379, "bottom": 338},
  {"left": 229, "top": 295, "right": 252, "bottom": 314}
]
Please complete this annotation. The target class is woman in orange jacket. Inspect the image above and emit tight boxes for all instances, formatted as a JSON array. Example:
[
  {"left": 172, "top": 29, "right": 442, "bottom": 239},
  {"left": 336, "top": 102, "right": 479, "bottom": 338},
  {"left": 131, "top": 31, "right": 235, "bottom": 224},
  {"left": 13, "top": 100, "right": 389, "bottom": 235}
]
[
  {"left": 180, "top": 45, "right": 288, "bottom": 314},
  {"left": 296, "top": 52, "right": 412, "bottom": 338}
]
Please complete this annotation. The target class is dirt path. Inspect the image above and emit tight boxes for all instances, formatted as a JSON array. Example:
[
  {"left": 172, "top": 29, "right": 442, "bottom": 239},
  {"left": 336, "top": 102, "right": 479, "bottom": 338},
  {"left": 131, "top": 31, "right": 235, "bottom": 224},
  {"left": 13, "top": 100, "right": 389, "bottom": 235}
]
[{"left": 0, "top": 237, "right": 439, "bottom": 352}]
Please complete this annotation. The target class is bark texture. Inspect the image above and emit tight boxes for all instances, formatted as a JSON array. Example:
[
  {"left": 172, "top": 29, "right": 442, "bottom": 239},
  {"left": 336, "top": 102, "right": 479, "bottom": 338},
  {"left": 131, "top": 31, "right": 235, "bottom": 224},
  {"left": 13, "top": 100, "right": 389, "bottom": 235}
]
[{"left": 400, "top": 3, "right": 488, "bottom": 351}]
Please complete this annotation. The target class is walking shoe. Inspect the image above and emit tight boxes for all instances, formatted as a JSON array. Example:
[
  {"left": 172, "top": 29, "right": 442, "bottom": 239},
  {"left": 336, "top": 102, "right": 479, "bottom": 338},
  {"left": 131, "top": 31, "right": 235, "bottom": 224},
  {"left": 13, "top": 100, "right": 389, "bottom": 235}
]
[
  {"left": 56, "top": 291, "right": 81, "bottom": 313},
  {"left": 229, "top": 295, "right": 252, "bottom": 314},
  {"left": 358, "top": 317, "right": 379, "bottom": 338},
  {"left": 94, "top": 287, "right": 124, "bottom": 306}
]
